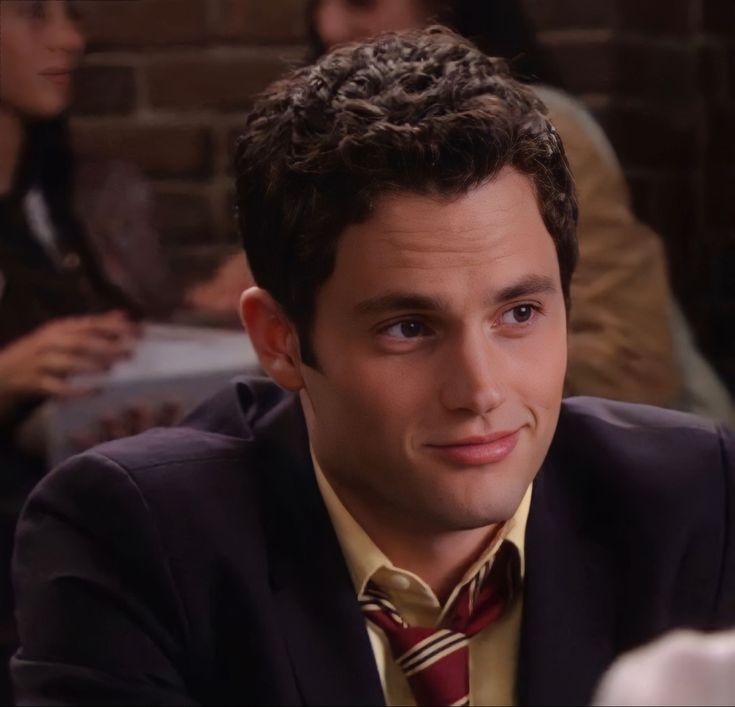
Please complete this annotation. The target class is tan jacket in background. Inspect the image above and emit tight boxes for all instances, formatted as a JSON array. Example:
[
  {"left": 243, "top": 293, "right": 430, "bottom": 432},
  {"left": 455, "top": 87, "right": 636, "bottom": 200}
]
[{"left": 536, "top": 86, "right": 682, "bottom": 406}]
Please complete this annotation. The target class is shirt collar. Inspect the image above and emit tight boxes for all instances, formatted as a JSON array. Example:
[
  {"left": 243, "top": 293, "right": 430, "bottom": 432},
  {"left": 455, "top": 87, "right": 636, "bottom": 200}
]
[{"left": 313, "top": 452, "right": 531, "bottom": 619}]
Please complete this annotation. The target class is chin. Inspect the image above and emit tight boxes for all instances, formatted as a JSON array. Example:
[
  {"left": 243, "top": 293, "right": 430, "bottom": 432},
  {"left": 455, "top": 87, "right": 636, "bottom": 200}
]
[
  {"left": 426, "top": 482, "right": 529, "bottom": 531},
  {"left": 19, "top": 98, "right": 68, "bottom": 121}
]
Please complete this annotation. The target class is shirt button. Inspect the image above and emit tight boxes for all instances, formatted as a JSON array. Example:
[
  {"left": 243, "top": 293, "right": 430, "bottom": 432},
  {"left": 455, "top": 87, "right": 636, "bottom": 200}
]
[{"left": 389, "top": 575, "right": 411, "bottom": 591}]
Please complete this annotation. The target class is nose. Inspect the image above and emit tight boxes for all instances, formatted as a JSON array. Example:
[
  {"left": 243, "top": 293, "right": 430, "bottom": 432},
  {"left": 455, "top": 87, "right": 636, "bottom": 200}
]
[
  {"left": 47, "top": 2, "right": 86, "bottom": 56},
  {"left": 438, "top": 328, "right": 505, "bottom": 416}
]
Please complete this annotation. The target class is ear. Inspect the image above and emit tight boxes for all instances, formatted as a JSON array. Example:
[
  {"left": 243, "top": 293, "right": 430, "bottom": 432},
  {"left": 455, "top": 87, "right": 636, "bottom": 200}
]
[{"left": 240, "top": 287, "right": 305, "bottom": 391}]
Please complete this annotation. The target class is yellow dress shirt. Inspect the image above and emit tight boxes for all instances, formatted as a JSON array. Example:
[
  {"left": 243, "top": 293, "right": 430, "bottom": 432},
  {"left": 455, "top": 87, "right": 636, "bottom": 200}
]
[{"left": 313, "top": 459, "right": 531, "bottom": 707}]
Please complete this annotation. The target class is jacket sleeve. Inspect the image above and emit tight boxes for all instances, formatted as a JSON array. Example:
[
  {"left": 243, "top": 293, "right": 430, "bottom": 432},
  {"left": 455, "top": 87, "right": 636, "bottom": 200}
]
[
  {"left": 540, "top": 89, "right": 683, "bottom": 406},
  {"left": 11, "top": 452, "right": 198, "bottom": 706}
]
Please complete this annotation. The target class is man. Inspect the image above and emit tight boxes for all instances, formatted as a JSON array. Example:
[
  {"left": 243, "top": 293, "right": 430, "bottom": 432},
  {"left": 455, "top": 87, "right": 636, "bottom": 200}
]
[{"left": 11, "top": 28, "right": 735, "bottom": 707}]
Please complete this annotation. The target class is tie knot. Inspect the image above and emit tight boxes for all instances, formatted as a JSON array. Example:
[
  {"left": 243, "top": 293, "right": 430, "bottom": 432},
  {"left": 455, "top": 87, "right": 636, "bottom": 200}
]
[{"left": 358, "top": 541, "right": 521, "bottom": 707}]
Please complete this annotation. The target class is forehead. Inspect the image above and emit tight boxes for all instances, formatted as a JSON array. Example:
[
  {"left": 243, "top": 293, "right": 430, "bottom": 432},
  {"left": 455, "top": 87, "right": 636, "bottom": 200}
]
[{"left": 331, "top": 167, "right": 556, "bottom": 284}]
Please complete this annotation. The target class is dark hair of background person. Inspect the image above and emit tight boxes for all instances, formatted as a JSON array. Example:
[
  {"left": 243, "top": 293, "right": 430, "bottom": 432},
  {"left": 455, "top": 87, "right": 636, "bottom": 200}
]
[
  {"left": 234, "top": 27, "right": 578, "bottom": 366},
  {"left": 1, "top": 121, "right": 132, "bottom": 346},
  {"left": 305, "top": 0, "right": 564, "bottom": 87},
  {"left": 2, "top": 119, "right": 131, "bottom": 347}
]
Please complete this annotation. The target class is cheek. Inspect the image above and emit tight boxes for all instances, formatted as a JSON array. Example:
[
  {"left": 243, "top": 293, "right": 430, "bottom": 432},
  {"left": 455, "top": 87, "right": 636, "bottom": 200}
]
[
  {"left": 510, "top": 320, "right": 568, "bottom": 406},
  {"left": 0, "top": 40, "right": 49, "bottom": 113},
  {"left": 316, "top": 349, "right": 432, "bottom": 454}
]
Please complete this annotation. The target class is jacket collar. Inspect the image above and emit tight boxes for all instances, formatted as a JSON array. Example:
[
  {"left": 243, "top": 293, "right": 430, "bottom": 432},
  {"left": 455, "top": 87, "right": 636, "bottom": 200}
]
[
  {"left": 249, "top": 384, "right": 616, "bottom": 706},
  {"left": 518, "top": 435, "right": 616, "bottom": 706},
  {"left": 253, "top": 391, "right": 385, "bottom": 706}
]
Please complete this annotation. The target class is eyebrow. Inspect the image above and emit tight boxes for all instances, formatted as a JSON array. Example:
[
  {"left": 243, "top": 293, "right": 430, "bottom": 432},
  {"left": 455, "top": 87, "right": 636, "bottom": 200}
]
[{"left": 354, "top": 274, "right": 558, "bottom": 317}]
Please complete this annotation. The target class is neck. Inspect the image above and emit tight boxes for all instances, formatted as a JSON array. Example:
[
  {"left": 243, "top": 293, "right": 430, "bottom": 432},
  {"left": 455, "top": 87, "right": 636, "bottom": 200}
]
[
  {"left": 0, "top": 108, "right": 25, "bottom": 197},
  {"left": 333, "top": 479, "right": 500, "bottom": 604}
]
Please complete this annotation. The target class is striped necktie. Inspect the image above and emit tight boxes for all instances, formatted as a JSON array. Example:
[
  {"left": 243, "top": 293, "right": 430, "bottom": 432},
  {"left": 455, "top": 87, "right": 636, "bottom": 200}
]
[{"left": 359, "top": 541, "right": 520, "bottom": 707}]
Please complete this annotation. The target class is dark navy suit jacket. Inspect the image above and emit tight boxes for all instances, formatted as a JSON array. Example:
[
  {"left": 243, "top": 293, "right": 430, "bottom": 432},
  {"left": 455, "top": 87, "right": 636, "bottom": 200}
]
[{"left": 11, "top": 377, "right": 735, "bottom": 706}]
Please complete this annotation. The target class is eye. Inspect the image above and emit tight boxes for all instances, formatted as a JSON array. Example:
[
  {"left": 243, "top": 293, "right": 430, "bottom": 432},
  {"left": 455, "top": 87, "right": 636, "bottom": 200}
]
[
  {"left": 382, "top": 319, "right": 431, "bottom": 339},
  {"left": 499, "top": 304, "right": 538, "bottom": 325}
]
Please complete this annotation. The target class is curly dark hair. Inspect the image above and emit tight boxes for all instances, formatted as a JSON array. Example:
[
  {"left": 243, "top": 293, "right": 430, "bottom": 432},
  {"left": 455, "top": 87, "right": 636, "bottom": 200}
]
[{"left": 234, "top": 26, "right": 577, "bottom": 365}]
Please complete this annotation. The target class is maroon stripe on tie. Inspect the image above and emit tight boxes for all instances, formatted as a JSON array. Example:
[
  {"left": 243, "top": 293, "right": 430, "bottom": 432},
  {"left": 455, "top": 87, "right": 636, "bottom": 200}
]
[{"left": 360, "top": 541, "right": 521, "bottom": 707}]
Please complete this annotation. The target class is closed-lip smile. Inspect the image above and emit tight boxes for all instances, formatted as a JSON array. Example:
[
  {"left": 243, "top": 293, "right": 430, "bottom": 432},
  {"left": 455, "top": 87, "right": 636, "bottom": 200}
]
[
  {"left": 39, "top": 68, "right": 73, "bottom": 85},
  {"left": 426, "top": 429, "right": 521, "bottom": 465}
]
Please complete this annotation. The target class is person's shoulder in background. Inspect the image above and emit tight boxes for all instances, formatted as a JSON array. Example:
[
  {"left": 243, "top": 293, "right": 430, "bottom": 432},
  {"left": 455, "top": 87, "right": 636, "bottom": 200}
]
[
  {"left": 535, "top": 86, "right": 735, "bottom": 425},
  {"left": 74, "top": 159, "right": 178, "bottom": 318},
  {"left": 593, "top": 628, "right": 735, "bottom": 706}
]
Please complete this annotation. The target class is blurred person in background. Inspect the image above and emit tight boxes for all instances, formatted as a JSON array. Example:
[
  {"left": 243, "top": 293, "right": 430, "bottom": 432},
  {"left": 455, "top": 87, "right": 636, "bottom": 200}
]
[
  {"left": 0, "top": 0, "right": 178, "bottom": 698},
  {"left": 0, "top": 0, "right": 179, "bottom": 470},
  {"left": 194, "top": 0, "right": 734, "bottom": 423},
  {"left": 593, "top": 628, "right": 735, "bottom": 706}
]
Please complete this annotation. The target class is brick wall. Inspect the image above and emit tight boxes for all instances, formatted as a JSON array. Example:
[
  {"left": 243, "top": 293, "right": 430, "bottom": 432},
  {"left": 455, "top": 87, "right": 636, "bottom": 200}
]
[
  {"left": 72, "top": 0, "right": 308, "bottom": 281},
  {"left": 72, "top": 0, "right": 735, "bottom": 388}
]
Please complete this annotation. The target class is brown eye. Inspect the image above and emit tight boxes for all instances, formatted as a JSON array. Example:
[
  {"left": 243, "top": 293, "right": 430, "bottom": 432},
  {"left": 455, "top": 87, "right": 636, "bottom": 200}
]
[
  {"left": 383, "top": 319, "right": 431, "bottom": 339},
  {"left": 511, "top": 305, "right": 533, "bottom": 323},
  {"left": 499, "top": 304, "right": 538, "bottom": 327}
]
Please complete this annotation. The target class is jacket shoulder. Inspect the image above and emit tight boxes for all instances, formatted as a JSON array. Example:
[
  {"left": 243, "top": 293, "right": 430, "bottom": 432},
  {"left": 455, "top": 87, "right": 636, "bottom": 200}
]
[
  {"left": 86, "top": 376, "right": 291, "bottom": 471},
  {"left": 554, "top": 397, "right": 733, "bottom": 500}
]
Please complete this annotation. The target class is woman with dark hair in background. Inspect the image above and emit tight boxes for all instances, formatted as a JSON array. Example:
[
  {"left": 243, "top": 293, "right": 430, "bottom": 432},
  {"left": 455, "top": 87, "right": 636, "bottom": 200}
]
[
  {"left": 0, "top": 0, "right": 178, "bottom": 467},
  {"left": 0, "top": 1, "right": 177, "bottom": 696}
]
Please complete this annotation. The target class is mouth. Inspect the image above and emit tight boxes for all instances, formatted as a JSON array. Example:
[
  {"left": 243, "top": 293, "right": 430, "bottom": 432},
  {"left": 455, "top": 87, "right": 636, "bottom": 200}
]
[
  {"left": 39, "top": 69, "right": 73, "bottom": 87},
  {"left": 426, "top": 429, "right": 521, "bottom": 466}
]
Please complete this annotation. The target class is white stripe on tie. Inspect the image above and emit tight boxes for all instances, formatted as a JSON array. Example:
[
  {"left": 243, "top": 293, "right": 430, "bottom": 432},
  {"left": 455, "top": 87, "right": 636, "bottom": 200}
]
[
  {"left": 403, "top": 635, "right": 469, "bottom": 677},
  {"left": 396, "top": 629, "right": 455, "bottom": 668}
]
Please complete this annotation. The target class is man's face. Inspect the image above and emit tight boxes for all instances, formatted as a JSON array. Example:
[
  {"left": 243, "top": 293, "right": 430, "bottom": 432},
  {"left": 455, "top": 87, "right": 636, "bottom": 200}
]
[{"left": 299, "top": 167, "right": 567, "bottom": 535}]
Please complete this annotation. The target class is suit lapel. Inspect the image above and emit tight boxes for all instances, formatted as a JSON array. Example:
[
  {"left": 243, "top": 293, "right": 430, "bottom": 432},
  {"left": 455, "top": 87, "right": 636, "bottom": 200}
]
[
  {"left": 517, "top": 443, "right": 616, "bottom": 707},
  {"left": 255, "top": 395, "right": 385, "bottom": 707}
]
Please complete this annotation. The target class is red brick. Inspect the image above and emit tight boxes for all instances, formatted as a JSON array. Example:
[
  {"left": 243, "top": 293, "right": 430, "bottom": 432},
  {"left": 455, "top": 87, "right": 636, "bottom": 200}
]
[
  {"left": 706, "top": 167, "right": 735, "bottom": 228},
  {"left": 708, "top": 105, "right": 735, "bottom": 165},
  {"left": 543, "top": 41, "right": 616, "bottom": 93},
  {"left": 648, "top": 176, "right": 699, "bottom": 249},
  {"left": 595, "top": 104, "right": 699, "bottom": 170},
  {"left": 71, "top": 123, "right": 213, "bottom": 179},
  {"left": 698, "top": 42, "right": 728, "bottom": 101},
  {"left": 616, "top": 0, "right": 696, "bottom": 35},
  {"left": 543, "top": 38, "right": 698, "bottom": 100},
  {"left": 625, "top": 173, "right": 656, "bottom": 225},
  {"left": 79, "top": 0, "right": 209, "bottom": 50},
  {"left": 613, "top": 40, "right": 698, "bottom": 100},
  {"left": 154, "top": 187, "right": 215, "bottom": 246},
  {"left": 73, "top": 65, "right": 136, "bottom": 116},
  {"left": 216, "top": 0, "right": 308, "bottom": 43},
  {"left": 524, "top": 0, "right": 616, "bottom": 30},
  {"left": 145, "top": 53, "right": 299, "bottom": 111},
  {"left": 703, "top": 0, "right": 735, "bottom": 36}
]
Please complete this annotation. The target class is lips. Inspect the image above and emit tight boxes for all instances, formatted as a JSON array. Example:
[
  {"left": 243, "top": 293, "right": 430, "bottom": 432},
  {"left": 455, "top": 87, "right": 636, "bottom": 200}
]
[
  {"left": 39, "top": 69, "right": 73, "bottom": 87},
  {"left": 426, "top": 429, "right": 521, "bottom": 466}
]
